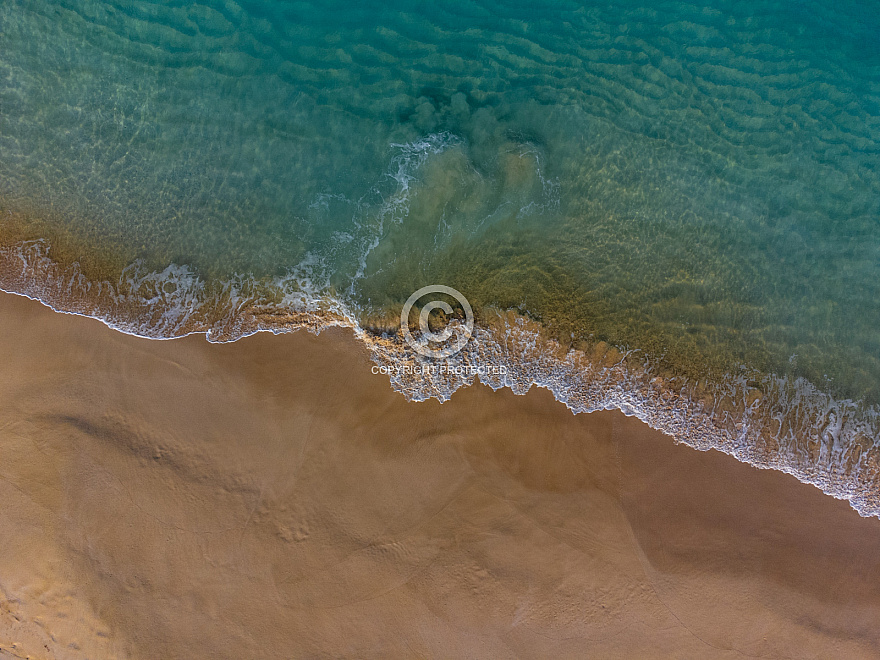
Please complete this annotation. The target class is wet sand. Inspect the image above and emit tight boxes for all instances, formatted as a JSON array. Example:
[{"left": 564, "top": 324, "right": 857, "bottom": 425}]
[{"left": 1, "top": 290, "right": 879, "bottom": 659}]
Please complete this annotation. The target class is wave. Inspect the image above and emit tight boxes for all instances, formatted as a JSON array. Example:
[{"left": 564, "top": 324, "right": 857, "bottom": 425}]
[{"left": 2, "top": 236, "right": 879, "bottom": 519}]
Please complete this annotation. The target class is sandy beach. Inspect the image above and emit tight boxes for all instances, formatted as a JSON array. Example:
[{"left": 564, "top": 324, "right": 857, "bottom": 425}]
[{"left": 1, "top": 289, "right": 879, "bottom": 659}]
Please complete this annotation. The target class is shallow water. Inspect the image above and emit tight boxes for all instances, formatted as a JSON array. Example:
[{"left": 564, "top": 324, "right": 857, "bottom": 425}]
[{"left": 2, "top": 2, "right": 879, "bottom": 510}]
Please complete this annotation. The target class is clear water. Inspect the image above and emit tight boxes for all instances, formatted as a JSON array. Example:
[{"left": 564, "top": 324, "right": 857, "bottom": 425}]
[{"left": 2, "top": 1, "right": 879, "bottom": 510}]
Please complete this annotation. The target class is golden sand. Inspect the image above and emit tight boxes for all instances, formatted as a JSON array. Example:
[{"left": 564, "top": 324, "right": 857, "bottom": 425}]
[{"left": 0, "top": 291, "right": 879, "bottom": 659}]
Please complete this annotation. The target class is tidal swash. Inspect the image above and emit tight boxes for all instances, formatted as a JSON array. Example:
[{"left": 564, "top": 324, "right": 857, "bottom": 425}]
[{"left": 2, "top": 1, "right": 879, "bottom": 513}]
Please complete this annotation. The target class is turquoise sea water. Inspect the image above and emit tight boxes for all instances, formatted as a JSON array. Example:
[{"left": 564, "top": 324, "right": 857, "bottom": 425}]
[{"left": 2, "top": 1, "right": 879, "bottom": 512}]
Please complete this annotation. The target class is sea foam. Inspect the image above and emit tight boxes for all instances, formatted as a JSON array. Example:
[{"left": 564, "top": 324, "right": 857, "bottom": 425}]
[{"left": 2, "top": 236, "right": 878, "bottom": 519}]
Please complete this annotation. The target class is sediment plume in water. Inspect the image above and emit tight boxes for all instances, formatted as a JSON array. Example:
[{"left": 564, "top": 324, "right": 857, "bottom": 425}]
[{"left": 2, "top": 236, "right": 878, "bottom": 519}]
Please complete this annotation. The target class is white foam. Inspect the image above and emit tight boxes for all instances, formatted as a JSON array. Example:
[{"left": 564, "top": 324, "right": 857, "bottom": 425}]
[{"left": 3, "top": 229, "right": 879, "bottom": 520}]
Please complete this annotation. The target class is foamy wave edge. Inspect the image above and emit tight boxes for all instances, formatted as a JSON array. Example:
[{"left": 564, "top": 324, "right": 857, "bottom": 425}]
[{"left": 3, "top": 238, "right": 879, "bottom": 518}]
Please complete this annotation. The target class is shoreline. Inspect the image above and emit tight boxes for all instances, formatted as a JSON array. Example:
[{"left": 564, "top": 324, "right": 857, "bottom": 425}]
[
  {"left": 2, "top": 238, "right": 879, "bottom": 519},
  {"left": 1, "top": 289, "right": 880, "bottom": 657}
]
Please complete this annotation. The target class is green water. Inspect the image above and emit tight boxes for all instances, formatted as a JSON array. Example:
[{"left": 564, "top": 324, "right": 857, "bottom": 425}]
[{"left": 1, "top": 0, "right": 879, "bottom": 411}]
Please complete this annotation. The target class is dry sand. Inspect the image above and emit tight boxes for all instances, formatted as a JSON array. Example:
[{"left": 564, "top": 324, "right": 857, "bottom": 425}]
[{"left": 1, "top": 290, "right": 879, "bottom": 659}]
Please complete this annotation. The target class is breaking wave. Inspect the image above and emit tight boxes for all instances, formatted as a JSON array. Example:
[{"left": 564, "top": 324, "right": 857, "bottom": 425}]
[{"left": 2, "top": 236, "right": 878, "bottom": 519}]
